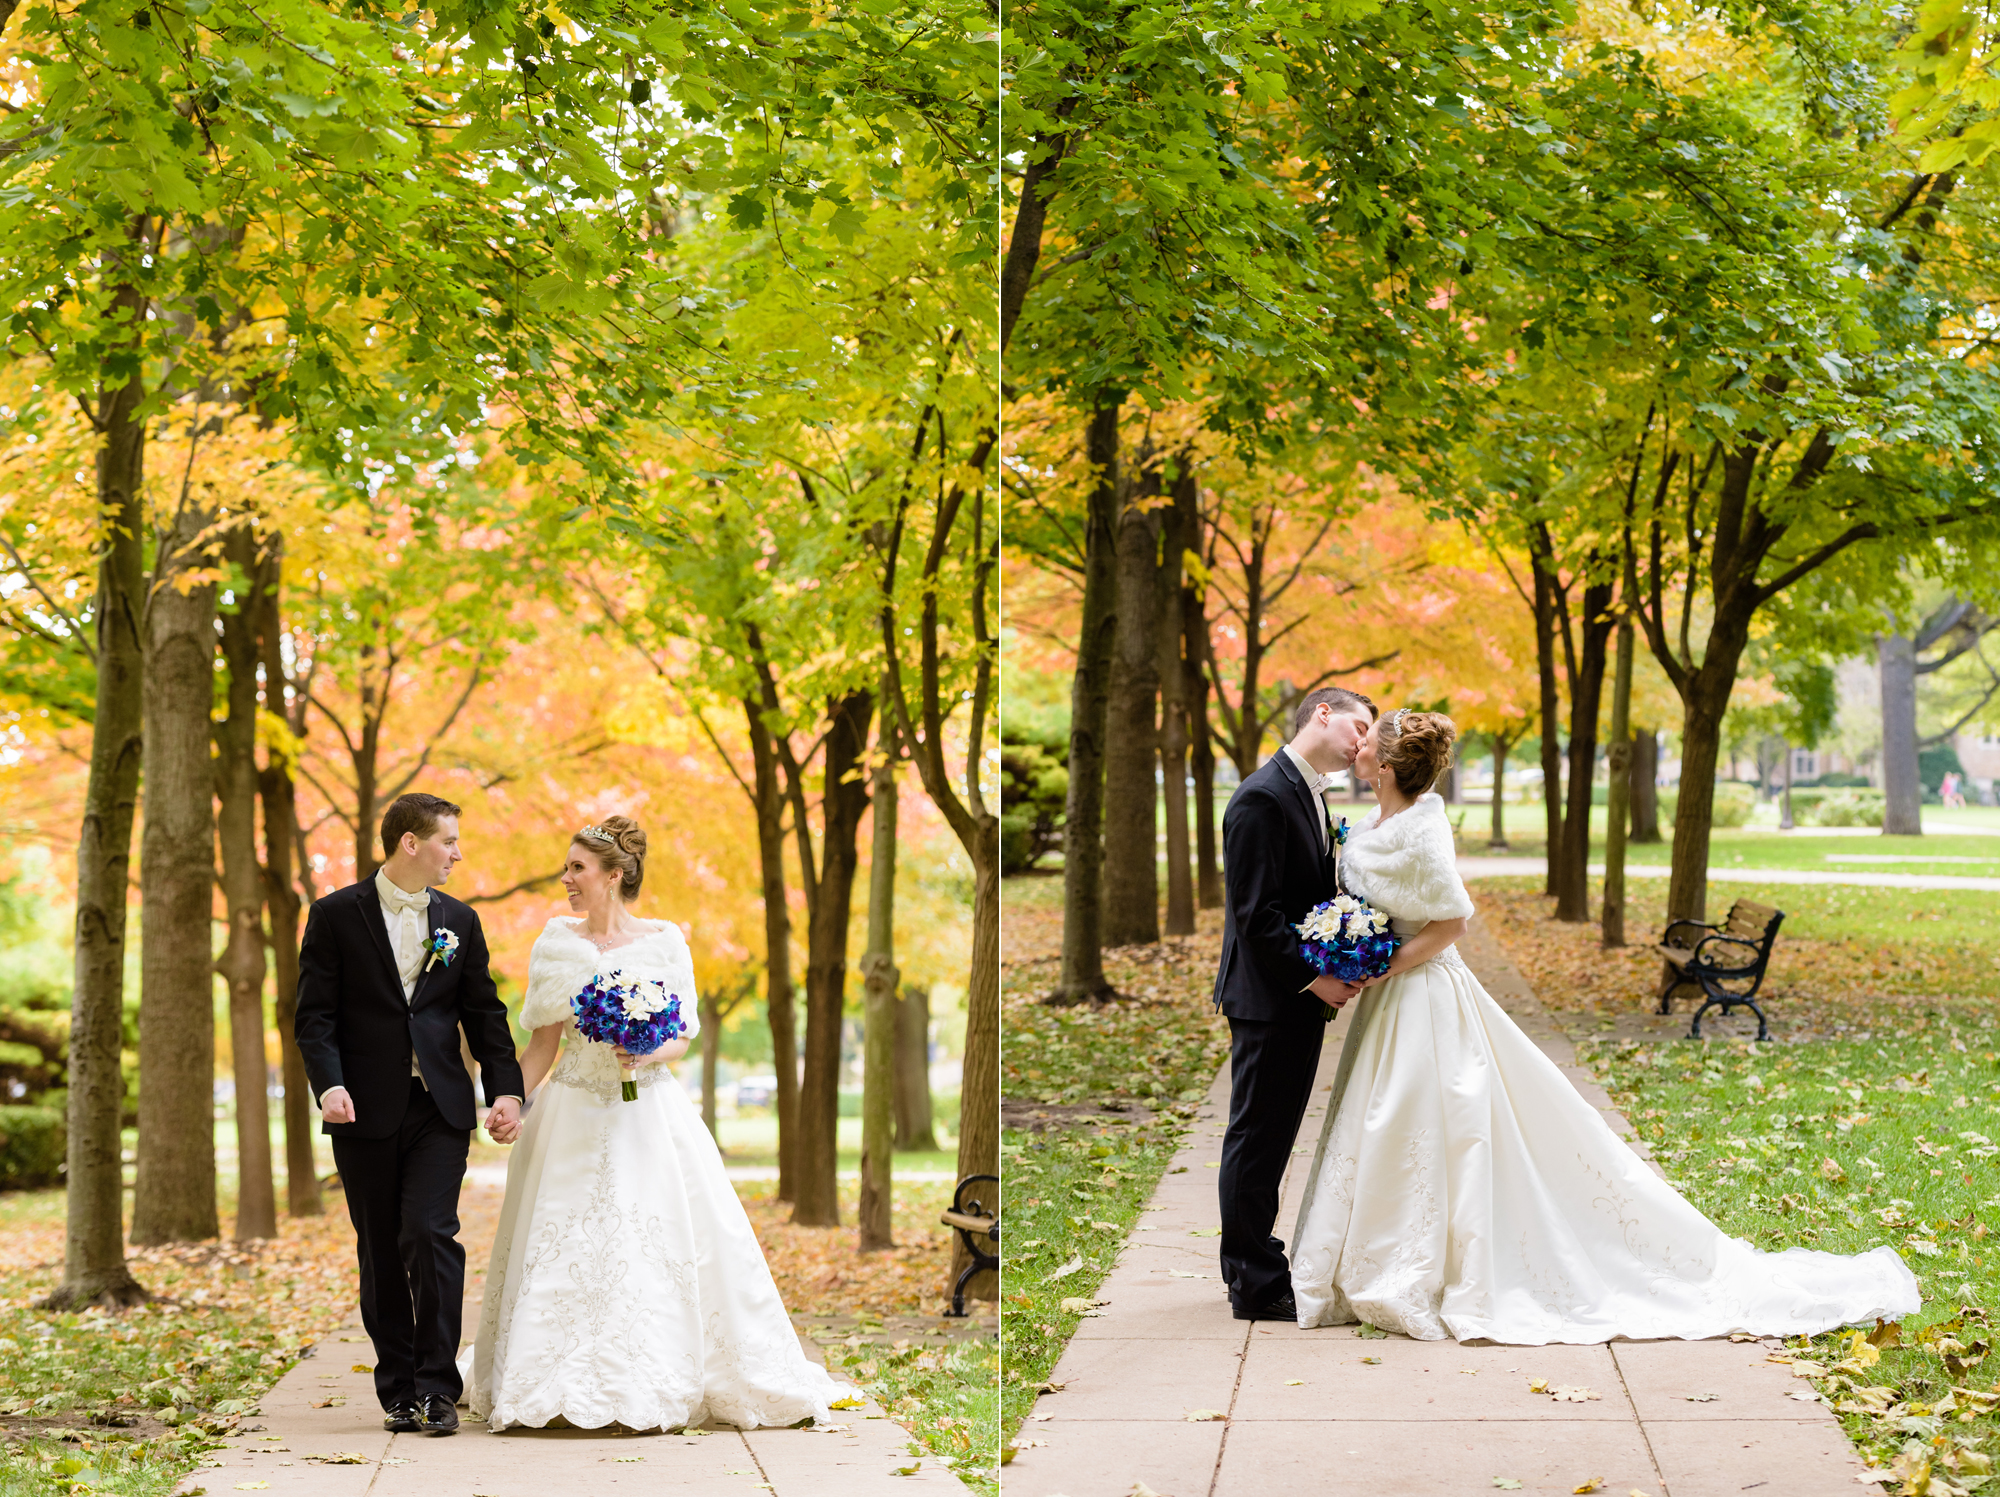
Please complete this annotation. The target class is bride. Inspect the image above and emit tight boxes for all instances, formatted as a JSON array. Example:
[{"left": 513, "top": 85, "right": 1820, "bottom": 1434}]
[
  {"left": 1289, "top": 710, "right": 1920, "bottom": 1344},
  {"left": 460, "top": 815, "right": 851, "bottom": 1430}
]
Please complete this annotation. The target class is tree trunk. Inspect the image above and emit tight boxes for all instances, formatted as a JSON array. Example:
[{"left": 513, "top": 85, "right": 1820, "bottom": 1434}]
[
  {"left": 793, "top": 689, "right": 873, "bottom": 1228},
  {"left": 1630, "top": 730, "right": 1660, "bottom": 843},
  {"left": 1532, "top": 554, "right": 1565, "bottom": 893},
  {"left": 1601, "top": 623, "right": 1635, "bottom": 949},
  {"left": 217, "top": 522, "right": 276, "bottom": 1241},
  {"left": 951, "top": 814, "right": 1000, "bottom": 1304},
  {"left": 1050, "top": 397, "right": 1122, "bottom": 1003},
  {"left": 1666, "top": 683, "right": 1733, "bottom": 925},
  {"left": 893, "top": 985, "right": 936, "bottom": 1152},
  {"left": 45, "top": 346, "right": 150, "bottom": 1310},
  {"left": 857, "top": 706, "right": 899, "bottom": 1252},
  {"left": 1185, "top": 584, "right": 1221, "bottom": 910},
  {"left": 1554, "top": 578, "right": 1614, "bottom": 922},
  {"left": 1102, "top": 461, "right": 1163, "bottom": 949},
  {"left": 1880, "top": 633, "right": 1921, "bottom": 835},
  {"left": 699, "top": 988, "right": 721, "bottom": 1141},
  {"left": 744, "top": 698, "right": 800, "bottom": 1201},
  {"left": 1489, "top": 738, "right": 1509, "bottom": 849},
  {"left": 1158, "top": 466, "right": 1195, "bottom": 937},
  {"left": 255, "top": 537, "right": 318, "bottom": 1218},
  {"left": 132, "top": 498, "right": 222, "bottom": 1246}
]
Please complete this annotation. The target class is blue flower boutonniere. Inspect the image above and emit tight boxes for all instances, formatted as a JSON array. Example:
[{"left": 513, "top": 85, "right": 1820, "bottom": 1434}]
[
  {"left": 424, "top": 927, "right": 460, "bottom": 972},
  {"left": 1334, "top": 817, "right": 1350, "bottom": 847}
]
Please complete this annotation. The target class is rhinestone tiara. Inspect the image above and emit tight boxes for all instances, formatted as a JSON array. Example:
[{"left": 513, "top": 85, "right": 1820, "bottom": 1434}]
[{"left": 576, "top": 824, "right": 615, "bottom": 843}]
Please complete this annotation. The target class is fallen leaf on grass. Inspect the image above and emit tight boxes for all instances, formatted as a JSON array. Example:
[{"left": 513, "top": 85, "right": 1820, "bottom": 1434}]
[
  {"left": 1044, "top": 1254, "right": 1085, "bottom": 1283},
  {"left": 1787, "top": 1390, "right": 1823, "bottom": 1403},
  {"left": 1060, "top": 1296, "right": 1106, "bottom": 1316},
  {"left": 1183, "top": 1409, "right": 1228, "bottom": 1422},
  {"left": 1867, "top": 1318, "right": 1903, "bottom": 1349}
]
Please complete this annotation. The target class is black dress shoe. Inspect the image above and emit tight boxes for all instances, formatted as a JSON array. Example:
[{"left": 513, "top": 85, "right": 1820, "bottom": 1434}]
[
  {"left": 383, "top": 1401, "right": 422, "bottom": 1433},
  {"left": 1232, "top": 1290, "right": 1299, "bottom": 1322},
  {"left": 419, "top": 1393, "right": 459, "bottom": 1436}
]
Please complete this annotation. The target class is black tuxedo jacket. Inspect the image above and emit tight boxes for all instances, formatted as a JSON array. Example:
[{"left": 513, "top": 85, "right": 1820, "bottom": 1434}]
[
  {"left": 294, "top": 879, "right": 525, "bottom": 1139},
  {"left": 1212, "top": 751, "right": 1340, "bottom": 1022}
]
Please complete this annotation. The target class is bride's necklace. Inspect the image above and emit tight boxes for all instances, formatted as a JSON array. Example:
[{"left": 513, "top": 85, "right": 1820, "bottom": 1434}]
[{"left": 578, "top": 921, "right": 642, "bottom": 951}]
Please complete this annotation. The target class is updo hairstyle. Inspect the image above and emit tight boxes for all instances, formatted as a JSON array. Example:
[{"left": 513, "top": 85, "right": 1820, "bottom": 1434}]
[
  {"left": 1376, "top": 710, "right": 1457, "bottom": 797},
  {"left": 573, "top": 815, "right": 648, "bottom": 901}
]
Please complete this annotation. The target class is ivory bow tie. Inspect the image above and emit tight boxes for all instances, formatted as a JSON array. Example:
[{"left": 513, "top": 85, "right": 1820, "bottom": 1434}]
[{"left": 380, "top": 880, "right": 430, "bottom": 916}]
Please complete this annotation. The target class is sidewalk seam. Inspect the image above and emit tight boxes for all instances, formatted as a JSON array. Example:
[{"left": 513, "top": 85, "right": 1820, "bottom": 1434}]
[{"left": 1608, "top": 1342, "right": 1673, "bottom": 1497}]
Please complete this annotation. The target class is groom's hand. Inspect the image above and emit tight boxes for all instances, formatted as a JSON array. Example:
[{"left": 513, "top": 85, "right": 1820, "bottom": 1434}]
[
  {"left": 1308, "top": 974, "right": 1359, "bottom": 1010},
  {"left": 486, "top": 1096, "right": 521, "bottom": 1145},
  {"left": 319, "top": 1086, "right": 356, "bottom": 1126}
]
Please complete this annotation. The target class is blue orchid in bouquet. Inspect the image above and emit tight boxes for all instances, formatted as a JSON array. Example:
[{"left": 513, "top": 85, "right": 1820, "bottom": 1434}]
[
  {"left": 1296, "top": 894, "right": 1400, "bottom": 1016},
  {"left": 571, "top": 974, "right": 687, "bottom": 1101}
]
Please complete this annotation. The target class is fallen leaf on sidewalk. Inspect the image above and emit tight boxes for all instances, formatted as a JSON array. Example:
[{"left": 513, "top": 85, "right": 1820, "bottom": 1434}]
[
  {"left": 1035, "top": 1381, "right": 1067, "bottom": 1394},
  {"left": 1788, "top": 1390, "right": 1823, "bottom": 1403},
  {"left": 1526, "top": 1382, "right": 1600, "bottom": 1402},
  {"left": 1574, "top": 1482, "right": 1605, "bottom": 1494},
  {"left": 1284, "top": 1379, "right": 1305, "bottom": 1386},
  {"left": 1129, "top": 1484, "right": 1171, "bottom": 1497},
  {"left": 1353, "top": 1323, "right": 1388, "bottom": 1339},
  {"left": 1187, "top": 1229, "right": 1221, "bottom": 1238},
  {"left": 1683, "top": 1392, "right": 1719, "bottom": 1402},
  {"left": 829, "top": 1395, "right": 867, "bottom": 1410},
  {"left": 1060, "top": 1296, "right": 1106, "bottom": 1316},
  {"left": 1492, "top": 1481, "right": 1522, "bottom": 1491},
  {"left": 1359, "top": 1357, "right": 1382, "bottom": 1365},
  {"left": 1728, "top": 1332, "right": 1758, "bottom": 1343},
  {"left": 348, "top": 1364, "right": 372, "bottom": 1374},
  {"left": 234, "top": 1485, "right": 270, "bottom": 1492},
  {"left": 1183, "top": 1409, "right": 1228, "bottom": 1422}
]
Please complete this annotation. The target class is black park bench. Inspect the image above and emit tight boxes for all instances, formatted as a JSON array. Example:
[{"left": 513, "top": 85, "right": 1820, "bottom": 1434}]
[
  {"left": 940, "top": 1173, "right": 999, "bottom": 1318},
  {"left": 1657, "top": 899, "right": 1785, "bottom": 1042}
]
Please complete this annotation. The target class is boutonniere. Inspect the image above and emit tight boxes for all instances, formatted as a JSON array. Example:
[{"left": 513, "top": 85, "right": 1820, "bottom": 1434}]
[
  {"left": 424, "top": 927, "right": 460, "bottom": 972},
  {"left": 1334, "top": 818, "right": 1350, "bottom": 847}
]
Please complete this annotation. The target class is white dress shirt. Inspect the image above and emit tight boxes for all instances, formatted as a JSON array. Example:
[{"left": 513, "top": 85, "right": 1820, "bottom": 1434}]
[
  {"left": 1282, "top": 743, "right": 1336, "bottom": 854},
  {"left": 376, "top": 869, "right": 431, "bottom": 1083}
]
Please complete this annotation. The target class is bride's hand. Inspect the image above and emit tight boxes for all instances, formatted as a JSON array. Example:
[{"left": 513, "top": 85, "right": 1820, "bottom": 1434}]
[{"left": 612, "top": 1046, "right": 660, "bottom": 1069}]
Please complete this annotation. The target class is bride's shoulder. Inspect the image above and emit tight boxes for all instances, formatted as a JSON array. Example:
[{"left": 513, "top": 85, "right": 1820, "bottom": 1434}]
[
  {"left": 531, "top": 917, "right": 589, "bottom": 954},
  {"left": 640, "top": 918, "right": 689, "bottom": 949}
]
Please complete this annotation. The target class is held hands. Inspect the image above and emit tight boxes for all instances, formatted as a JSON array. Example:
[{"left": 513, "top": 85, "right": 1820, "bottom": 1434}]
[
  {"left": 1308, "top": 974, "right": 1361, "bottom": 1010},
  {"left": 319, "top": 1086, "right": 356, "bottom": 1126},
  {"left": 486, "top": 1096, "right": 522, "bottom": 1145}
]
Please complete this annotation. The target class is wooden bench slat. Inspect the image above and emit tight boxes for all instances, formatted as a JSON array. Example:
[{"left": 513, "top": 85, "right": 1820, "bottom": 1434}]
[
  {"left": 940, "top": 1210, "right": 995, "bottom": 1234},
  {"left": 1658, "top": 946, "right": 1695, "bottom": 968}
]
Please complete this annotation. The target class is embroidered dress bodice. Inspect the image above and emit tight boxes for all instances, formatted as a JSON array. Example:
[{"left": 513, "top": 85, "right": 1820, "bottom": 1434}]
[{"left": 521, "top": 919, "right": 703, "bottom": 1104}]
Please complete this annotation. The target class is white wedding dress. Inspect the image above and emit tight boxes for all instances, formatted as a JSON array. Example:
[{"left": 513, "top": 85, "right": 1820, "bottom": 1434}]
[
  {"left": 460, "top": 917, "right": 851, "bottom": 1430},
  {"left": 1289, "top": 793, "right": 1920, "bottom": 1344}
]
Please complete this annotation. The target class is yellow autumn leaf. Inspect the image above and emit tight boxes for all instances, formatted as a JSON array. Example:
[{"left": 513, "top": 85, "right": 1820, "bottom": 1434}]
[{"left": 1184, "top": 1408, "right": 1228, "bottom": 1422}]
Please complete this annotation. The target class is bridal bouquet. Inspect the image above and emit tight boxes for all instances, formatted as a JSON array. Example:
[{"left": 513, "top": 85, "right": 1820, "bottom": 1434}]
[
  {"left": 571, "top": 975, "right": 687, "bottom": 1101},
  {"left": 1295, "top": 894, "right": 1400, "bottom": 1009}
]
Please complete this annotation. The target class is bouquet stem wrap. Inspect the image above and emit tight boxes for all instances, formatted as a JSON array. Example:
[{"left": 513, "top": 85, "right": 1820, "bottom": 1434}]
[{"left": 570, "top": 974, "right": 687, "bottom": 1102}]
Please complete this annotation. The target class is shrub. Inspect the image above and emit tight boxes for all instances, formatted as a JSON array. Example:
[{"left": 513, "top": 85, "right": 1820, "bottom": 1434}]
[
  {"left": 1659, "top": 781, "right": 1754, "bottom": 829},
  {"left": 1000, "top": 738, "right": 1068, "bottom": 875},
  {"left": 0, "top": 1104, "right": 64, "bottom": 1189},
  {"left": 1804, "top": 791, "right": 1884, "bottom": 828}
]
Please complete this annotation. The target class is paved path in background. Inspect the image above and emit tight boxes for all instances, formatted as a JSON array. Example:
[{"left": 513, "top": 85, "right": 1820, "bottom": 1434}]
[
  {"left": 1456, "top": 854, "right": 2000, "bottom": 892},
  {"left": 169, "top": 1178, "right": 990, "bottom": 1497},
  {"left": 1003, "top": 918, "right": 1881, "bottom": 1497}
]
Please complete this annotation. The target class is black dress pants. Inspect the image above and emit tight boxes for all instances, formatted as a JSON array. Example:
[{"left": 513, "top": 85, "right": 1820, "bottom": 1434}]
[
  {"left": 1218, "top": 1010, "right": 1327, "bottom": 1312},
  {"left": 330, "top": 1078, "right": 471, "bottom": 1408}
]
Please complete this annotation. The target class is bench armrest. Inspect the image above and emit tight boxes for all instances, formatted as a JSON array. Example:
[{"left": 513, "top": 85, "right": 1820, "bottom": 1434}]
[
  {"left": 1662, "top": 918, "right": 1720, "bottom": 948},
  {"left": 1691, "top": 933, "right": 1764, "bottom": 973}
]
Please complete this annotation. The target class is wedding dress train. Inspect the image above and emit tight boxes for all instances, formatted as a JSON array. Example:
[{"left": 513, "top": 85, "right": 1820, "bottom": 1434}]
[
  {"left": 460, "top": 918, "right": 849, "bottom": 1430},
  {"left": 1289, "top": 794, "right": 1920, "bottom": 1345}
]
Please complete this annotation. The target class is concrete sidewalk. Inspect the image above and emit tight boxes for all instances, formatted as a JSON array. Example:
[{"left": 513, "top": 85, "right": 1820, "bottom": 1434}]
[{"left": 1002, "top": 918, "right": 1882, "bottom": 1497}]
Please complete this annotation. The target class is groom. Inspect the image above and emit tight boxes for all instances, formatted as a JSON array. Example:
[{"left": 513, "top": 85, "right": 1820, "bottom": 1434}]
[
  {"left": 294, "top": 793, "right": 526, "bottom": 1436},
  {"left": 1212, "top": 687, "right": 1378, "bottom": 1320}
]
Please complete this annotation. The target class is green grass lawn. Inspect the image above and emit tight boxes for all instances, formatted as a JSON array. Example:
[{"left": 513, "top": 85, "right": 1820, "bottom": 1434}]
[{"left": 1584, "top": 1018, "right": 2000, "bottom": 1490}]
